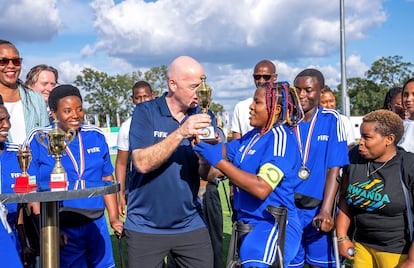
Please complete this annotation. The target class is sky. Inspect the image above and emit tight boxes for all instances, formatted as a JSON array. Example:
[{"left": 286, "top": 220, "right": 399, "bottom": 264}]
[{"left": 1, "top": 0, "right": 414, "bottom": 121}]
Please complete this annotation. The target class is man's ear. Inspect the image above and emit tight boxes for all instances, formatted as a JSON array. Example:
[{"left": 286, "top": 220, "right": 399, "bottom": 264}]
[{"left": 169, "top": 79, "right": 177, "bottom": 92}]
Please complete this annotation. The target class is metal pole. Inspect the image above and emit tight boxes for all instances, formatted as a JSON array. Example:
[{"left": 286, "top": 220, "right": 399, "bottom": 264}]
[
  {"left": 41, "top": 201, "right": 60, "bottom": 268},
  {"left": 340, "top": 0, "right": 350, "bottom": 117}
]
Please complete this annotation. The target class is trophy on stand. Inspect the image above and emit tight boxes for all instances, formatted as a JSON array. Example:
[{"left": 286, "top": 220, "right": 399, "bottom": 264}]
[
  {"left": 196, "top": 75, "right": 217, "bottom": 144},
  {"left": 36, "top": 119, "right": 76, "bottom": 189},
  {"left": 14, "top": 144, "right": 37, "bottom": 193}
]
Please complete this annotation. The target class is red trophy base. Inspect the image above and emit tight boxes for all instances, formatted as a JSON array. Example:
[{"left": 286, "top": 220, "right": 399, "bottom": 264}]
[
  {"left": 14, "top": 176, "right": 38, "bottom": 193},
  {"left": 49, "top": 173, "right": 68, "bottom": 190}
]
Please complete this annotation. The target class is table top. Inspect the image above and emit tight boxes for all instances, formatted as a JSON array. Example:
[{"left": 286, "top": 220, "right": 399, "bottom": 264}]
[{"left": 0, "top": 180, "right": 120, "bottom": 204}]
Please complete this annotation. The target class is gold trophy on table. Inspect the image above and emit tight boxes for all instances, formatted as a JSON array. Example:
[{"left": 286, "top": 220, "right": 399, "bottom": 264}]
[
  {"left": 15, "top": 144, "right": 37, "bottom": 193},
  {"left": 195, "top": 75, "right": 218, "bottom": 144},
  {"left": 36, "top": 119, "right": 76, "bottom": 189}
]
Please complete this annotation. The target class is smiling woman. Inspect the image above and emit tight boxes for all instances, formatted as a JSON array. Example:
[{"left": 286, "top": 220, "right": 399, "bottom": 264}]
[
  {"left": 0, "top": 39, "right": 49, "bottom": 144},
  {"left": 24, "top": 84, "right": 123, "bottom": 267}
]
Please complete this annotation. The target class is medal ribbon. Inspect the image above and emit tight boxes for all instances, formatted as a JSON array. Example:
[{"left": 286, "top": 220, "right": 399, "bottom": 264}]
[
  {"left": 65, "top": 132, "right": 85, "bottom": 181},
  {"left": 295, "top": 109, "right": 318, "bottom": 167},
  {"left": 241, "top": 133, "right": 261, "bottom": 162}
]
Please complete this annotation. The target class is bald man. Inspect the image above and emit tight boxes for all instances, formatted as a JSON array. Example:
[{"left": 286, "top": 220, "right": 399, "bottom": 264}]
[{"left": 124, "top": 56, "right": 214, "bottom": 267}]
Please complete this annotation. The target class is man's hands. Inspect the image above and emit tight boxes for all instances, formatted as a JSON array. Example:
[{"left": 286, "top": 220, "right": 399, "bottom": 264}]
[
  {"left": 193, "top": 142, "right": 224, "bottom": 167},
  {"left": 178, "top": 114, "right": 212, "bottom": 139}
]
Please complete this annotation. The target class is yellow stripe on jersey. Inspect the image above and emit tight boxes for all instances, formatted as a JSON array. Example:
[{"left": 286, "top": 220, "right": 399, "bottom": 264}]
[{"left": 258, "top": 163, "right": 284, "bottom": 190}]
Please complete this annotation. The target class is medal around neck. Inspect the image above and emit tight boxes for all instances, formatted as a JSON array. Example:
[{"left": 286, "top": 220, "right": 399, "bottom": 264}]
[
  {"left": 195, "top": 75, "right": 217, "bottom": 144},
  {"left": 35, "top": 119, "right": 76, "bottom": 189},
  {"left": 298, "top": 166, "right": 310, "bottom": 180}
]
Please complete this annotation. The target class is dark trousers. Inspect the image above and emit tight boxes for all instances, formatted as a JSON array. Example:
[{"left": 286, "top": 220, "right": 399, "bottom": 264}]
[{"left": 203, "top": 182, "right": 224, "bottom": 268}]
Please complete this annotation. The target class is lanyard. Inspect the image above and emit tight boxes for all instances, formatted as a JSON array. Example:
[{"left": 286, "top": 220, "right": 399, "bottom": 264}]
[
  {"left": 65, "top": 132, "right": 85, "bottom": 180},
  {"left": 295, "top": 109, "right": 318, "bottom": 166},
  {"left": 241, "top": 133, "right": 261, "bottom": 163}
]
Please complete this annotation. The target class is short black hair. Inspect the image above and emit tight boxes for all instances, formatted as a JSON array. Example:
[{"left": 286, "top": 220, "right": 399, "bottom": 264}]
[
  {"left": 294, "top": 68, "right": 325, "bottom": 89},
  {"left": 0, "top": 94, "right": 3, "bottom": 105},
  {"left": 48, "top": 84, "right": 82, "bottom": 112},
  {"left": 383, "top": 87, "right": 403, "bottom": 109},
  {"left": 132, "top": 80, "right": 152, "bottom": 93}
]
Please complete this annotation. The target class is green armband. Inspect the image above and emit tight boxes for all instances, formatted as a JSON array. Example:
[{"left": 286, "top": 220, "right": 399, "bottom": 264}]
[{"left": 258, "top": 163, "right": 284, "bottom": 190}]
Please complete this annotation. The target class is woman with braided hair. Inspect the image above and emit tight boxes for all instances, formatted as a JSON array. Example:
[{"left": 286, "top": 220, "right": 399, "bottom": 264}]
[{"left": 194, "top": 82, "right": 304, "bottom": 267}]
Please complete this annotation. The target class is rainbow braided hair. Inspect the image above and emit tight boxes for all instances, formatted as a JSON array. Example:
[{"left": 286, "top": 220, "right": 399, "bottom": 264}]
[{"left": 260, "top": 82, "right": 304, "bottom": 135}]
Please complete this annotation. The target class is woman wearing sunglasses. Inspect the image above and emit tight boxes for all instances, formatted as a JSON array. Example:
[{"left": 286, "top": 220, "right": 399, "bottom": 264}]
[{"left": 0, "top": 40, "right": 49, "bottom": 144}]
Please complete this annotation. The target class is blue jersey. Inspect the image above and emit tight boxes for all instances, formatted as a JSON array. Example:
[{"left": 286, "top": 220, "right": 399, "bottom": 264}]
[
  {"left": 26, "top": 124, "right": 113, "bottom": 210},
  {"left": 294, "top": 107, "right": 349, "bottom": 200},
  {"left": 226, "top": 125, "right": 301, "bottom": 221},
  {"left": 0, "top": 142, "right": 36, "bottom": 224},
  {"left": 226, "top": 124, "right": 303, "bottom": 267},
  {"left": 125, "top": 94, "right": 214, "bottom": 234},
  {"left": 0, "top": 216, "right": 23, "bottom": 268}
]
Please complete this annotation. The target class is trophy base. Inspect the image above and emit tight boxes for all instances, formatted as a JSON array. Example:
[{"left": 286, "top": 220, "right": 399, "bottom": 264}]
[
  {"left": 14, "top": 176, "right": 38, "bottom": 193},
  {"left": 50, "top": 173, "right": 68, "bottom": 189},
  {"left": 196, "top": 126, "right": 219, "bottom": 145}
]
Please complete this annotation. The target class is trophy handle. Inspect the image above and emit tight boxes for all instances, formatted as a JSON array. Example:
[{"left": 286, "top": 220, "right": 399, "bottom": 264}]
[
  {"left": 35, "top": 130, "right": 51, "bottom": 155},
  {"left": 65, "top": 129, "right": 76, "bottom": 146}
]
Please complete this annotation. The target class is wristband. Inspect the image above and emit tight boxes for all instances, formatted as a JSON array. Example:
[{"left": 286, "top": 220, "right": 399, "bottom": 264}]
[{"left": 337, "top": 236, "right": 349, "bottom": 242}]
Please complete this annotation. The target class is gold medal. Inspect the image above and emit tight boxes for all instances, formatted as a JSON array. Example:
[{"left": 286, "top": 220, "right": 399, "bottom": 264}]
[{"left": 298, "top": 166, "right": 310, "bottom": 180}]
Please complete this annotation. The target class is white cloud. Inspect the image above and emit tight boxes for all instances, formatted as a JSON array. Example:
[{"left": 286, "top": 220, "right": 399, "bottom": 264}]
[
  {"left": 0, "top": 0, "right": 61, "bottom": 41},
  {"left": 346, "top": 54, "right": 369, "bottom": 78},
  {"left": 87, "top": 0, "right": 386, "bottom": 67},
  {"left": 58, "top": 61, "right": 93, "bottom": 84}
]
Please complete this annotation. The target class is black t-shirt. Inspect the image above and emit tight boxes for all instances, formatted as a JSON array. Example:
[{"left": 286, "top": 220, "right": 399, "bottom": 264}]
[{"left": 345, "top": 147, "right": 414, "bottom": 253}]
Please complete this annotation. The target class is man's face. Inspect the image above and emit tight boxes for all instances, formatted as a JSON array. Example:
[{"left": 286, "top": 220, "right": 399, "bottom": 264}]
[
  {"left": 253, "top": 65, "right": 277, "bottom": 87},
  {"left": 170, "top": 73, "right": 203, "bottom": 110},
  {"left": 294, "top": 76, "right": 321, "bottom": 113},
  {"left": 31, "top": 70, "right": 57, "bottom": 102},
  {"left": 131, "top": 86, "right": 154, "bottom": 105}
]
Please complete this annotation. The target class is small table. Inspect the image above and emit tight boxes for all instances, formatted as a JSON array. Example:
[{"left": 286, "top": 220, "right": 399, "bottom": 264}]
[{"left": 0, "top": 180, "right": 119, "bottom": 268}]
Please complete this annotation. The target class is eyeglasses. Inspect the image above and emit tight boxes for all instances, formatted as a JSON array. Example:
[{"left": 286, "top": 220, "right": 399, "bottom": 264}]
[
  {"left": 0, "top": 58, "right": 23, "bottom": 67},
  {"left": 253, "top": 74, "right": 273, "bottom": 81}
]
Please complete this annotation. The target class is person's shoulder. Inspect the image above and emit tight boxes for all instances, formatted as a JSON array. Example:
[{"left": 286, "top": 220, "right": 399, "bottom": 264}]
[
  {"left": 320, "top": 107, "right": 340, "bottom": 119},
  {"left": 25, "top": 125, "right": 53, "bottom": 143},
  {"left": 120, "top": 117, "right": 132, "bottom": 129},
  {"left": 236, "top": 97, "right": 253, "bottom": 107},
  {"left": 81, "top": 124, "right": 105, "bottom": 135},
  {"left": 4, "top": 142, "right": 19, "bottom": 153}
]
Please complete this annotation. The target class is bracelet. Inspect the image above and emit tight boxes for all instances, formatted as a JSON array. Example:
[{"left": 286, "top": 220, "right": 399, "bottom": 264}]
[{"left": 337, "top": 236, "right": 350, "bottom": 242}]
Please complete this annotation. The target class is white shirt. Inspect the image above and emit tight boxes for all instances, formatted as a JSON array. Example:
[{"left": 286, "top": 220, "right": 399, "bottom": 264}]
[
  {"left": 4, "top": 101, "right": 26, "bottom": 144},
  {"left": 339, "top": 114, "right": 356, "bottom": 147},
  {"left": 117, "top": 117, "right": 132, "bottom": 151},
  {"left": 398, "top": 119, "right": 414, "bottom": 153},
  {"left": 230, "top": 97, "right": 253, "bottom": 136}
]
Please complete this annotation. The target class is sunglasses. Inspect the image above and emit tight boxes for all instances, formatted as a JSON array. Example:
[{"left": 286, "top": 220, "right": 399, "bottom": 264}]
[
  {"left": 253, "top": 74, "right": 273, "bottom": 81},
  {"left": 0, "top": 57, "right": 23, "bottom": 67}
]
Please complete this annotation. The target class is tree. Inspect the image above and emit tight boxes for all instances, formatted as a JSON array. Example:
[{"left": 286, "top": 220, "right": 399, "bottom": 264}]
[
  {"left": 366, "top": 55, "right": 414, "bottom": 88},
  {"left": 74, "top": 68, "right": 134, "bottom": 127},
  {"left": 337, "top": 78, "right": 386, "bottom": 116},
  {"left": 74, "top": 66, "right": 226, "bottom": 126},
  {"left": 210, "top": 102, "right": 224, "bottom": 115}
]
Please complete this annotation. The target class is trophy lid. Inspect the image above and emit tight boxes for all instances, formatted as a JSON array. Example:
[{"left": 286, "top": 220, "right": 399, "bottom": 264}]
[{"left": 197, "top": 75, "right": 212, "bottom": 113}]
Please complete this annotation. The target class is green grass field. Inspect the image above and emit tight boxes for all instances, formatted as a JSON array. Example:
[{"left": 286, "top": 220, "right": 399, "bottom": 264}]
[{"left": 107, "top": 155, "right": 233, "bottom": 267}]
